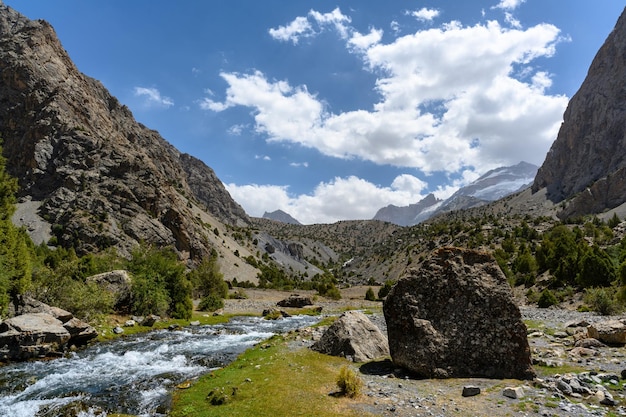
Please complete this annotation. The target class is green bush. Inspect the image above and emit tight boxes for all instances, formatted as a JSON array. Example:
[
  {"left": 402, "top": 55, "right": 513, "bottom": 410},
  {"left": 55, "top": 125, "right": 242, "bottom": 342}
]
[
  {"left": 126, "top": 244, "right": 192, "bottom": 319},
  {"left": 377, "top": 280, "right": 395, "bottom": 300},
  {"left": 198, "top": 293, "right": 224, "bottom": 312},
  {"left": 537, "top": 288, "right": 558, "bottom": 308},
  {"left": 365, "top": 287, "right": 376, "bottom": 301},
  {"left": 336, "top": 366, "right": 363, "bottom": 398},
  {"left": 583, "top": 287, "right": 621, "bottom": 316}
]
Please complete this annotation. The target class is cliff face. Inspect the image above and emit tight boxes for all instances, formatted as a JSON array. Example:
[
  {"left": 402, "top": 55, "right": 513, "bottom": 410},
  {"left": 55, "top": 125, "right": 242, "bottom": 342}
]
[
  {"left": 0, "top": 4, "right": 249, "bottom": 260},
  {"left": 533, "top": 7, "right": 626, "bottom": 216}
]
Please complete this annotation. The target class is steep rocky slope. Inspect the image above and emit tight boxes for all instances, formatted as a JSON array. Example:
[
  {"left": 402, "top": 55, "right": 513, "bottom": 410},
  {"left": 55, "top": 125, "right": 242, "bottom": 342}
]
[
  {"left": 0, "top": 4, "right": 248, "bottom": 260},
  {"left": 533, "top": 7, "right": 626, "bottom": 218}
]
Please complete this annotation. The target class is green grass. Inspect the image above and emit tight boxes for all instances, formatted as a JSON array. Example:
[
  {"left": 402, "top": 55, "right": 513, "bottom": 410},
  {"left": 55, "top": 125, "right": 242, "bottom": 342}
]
[{"left": 170, "top": 334, "right": 373, "bottom": 417}]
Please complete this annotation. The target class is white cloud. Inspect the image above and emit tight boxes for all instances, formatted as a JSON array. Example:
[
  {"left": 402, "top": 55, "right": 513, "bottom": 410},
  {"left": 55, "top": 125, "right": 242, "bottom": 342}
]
[
  {"left": 133, "top": 87, "right": 174, "bottom": 107},
  {"left": 255, "top": 155, "right": 271, "bottom": 161},
  {"left": 225, "top": 174, "right": 427, "bottom": 224},
  {"left": 349, "top": 28, "right": 383, "bottom": 50},
  {"left": 504, "top": 12, "right": 522, "bottom": 28},
  {"left": 269, "top": 8, "right": 351, "bottom": 44},
  {"left": 409, "top": 8, "right": 440, "bottom": 22},
  {"left": 493, "top": 0, "right": 526, "bottom": 11},
  {"left": 289, "top": 162, "right": 309, "bottom": 168},
  {"left": 204, "top": 17, "right": 566, "bottom": 175},
  {"left": 268, "top": 16, "right": 313, "bottom": 44}
]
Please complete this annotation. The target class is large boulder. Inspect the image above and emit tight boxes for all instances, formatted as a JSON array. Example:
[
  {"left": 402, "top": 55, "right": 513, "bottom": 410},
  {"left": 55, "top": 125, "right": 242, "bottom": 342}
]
[
  {"left": 311, "top": 310, "right": 389, "bottom": 362},
  {"left": 587, "top": 320, "right": 626, "bottom": 346},
  {"left": 86, "top": 270, "right": 132, "bottom": 310},
  {"left": 277, "top": 294, "right": 313, "bottom": 308},
  {"left": 0, "top": 313, "right": 71, "bottom": 361},
  {"left": 383, "top": 247, "right": 535, "bottom": 379}
]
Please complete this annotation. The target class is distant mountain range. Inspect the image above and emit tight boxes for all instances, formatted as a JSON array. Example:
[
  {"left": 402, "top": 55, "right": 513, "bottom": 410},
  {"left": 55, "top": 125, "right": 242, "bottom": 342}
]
[{"left": 373, "top": 162, "right": 538, "bottom": 226}]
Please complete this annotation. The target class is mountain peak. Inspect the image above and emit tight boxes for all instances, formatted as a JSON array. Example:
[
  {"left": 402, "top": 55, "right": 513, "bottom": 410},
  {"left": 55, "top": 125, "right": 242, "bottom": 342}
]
[{"left": 262, "top": 210, "right": 302, "bottom": 225}]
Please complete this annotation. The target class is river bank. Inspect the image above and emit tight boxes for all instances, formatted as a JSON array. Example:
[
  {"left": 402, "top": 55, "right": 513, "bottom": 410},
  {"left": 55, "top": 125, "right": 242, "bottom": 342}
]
[{"left": 171, "top": 287, "right": 626, "bottom": 417}]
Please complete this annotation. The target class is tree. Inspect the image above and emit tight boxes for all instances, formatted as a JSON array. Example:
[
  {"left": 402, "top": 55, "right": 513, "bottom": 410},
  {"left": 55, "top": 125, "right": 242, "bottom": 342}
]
[
  {"left": 126, "top": 244, "right": 192, "bottom": 319},
  {"left": 0, "top": 139, "right": 32, "bottom": 316},
  {"left": 576, "top": 245, "right": 617, "bottom": 288},
  {"left": 189, "top": 249, "right": 227, "bottom": 299}
]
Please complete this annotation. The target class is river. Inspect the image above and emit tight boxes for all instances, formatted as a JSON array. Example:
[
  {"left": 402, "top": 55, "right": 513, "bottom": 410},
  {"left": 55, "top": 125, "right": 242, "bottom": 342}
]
[{"left": 0, "top": 315, "right": 319, "bottom": 417}]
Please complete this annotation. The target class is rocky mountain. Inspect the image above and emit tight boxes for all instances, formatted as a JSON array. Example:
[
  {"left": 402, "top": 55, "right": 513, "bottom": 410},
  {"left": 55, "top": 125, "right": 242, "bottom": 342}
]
[
  {"left": 373, "top": 194, "right": 442, "bottom": 227},
  {"left": 262, "top": 210, "right": 301, "bottom": 225},
  {"left": 0, "top": 3, "right": 249, "bottom": 261},
  {"left": 532, "top": 7, "right": 626, "bottom": 219},
  {"left": 373, "top": 162, "right": 537, "bottom": 226}
]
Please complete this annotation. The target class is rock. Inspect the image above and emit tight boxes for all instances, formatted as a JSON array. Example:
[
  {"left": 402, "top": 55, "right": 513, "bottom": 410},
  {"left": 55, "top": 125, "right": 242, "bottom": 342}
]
[
  {"left": 11, "top": 295, "right": 73, "bottom": 323},
  {"left": 311, "top": 310, "right": 389, "bottom": 362},
  {"left": 112, "top": 326, "right": 124, "bottom": 335},
  {"left": 383, "top": 247, "right": 535, "bottom": 379},
  {"left": 462, "top": 386, "right": 481, "bottom": 397},
  {"left": 532, "top": 8, "right": 626, "bottom": 218},
  {"left": 277, "top": 295, "right": 313, "bottom": 308},
  {"left": 63, "top": 317, "right": 98, "bottom": 346},
  {"left": 587, "top": 320, "right": 626, "bottom": 345},
  {"left": 574, "top": 338, "right": 605, "bottom": 348},
  {"left": 189, "top": 321, "right": 200, "bottom": 326},
  {"left": 86, "top": 270, "right": 132, "bottom": 310},
  {"left": 0, "top": 313, "right": 71, "bottom": 361},
  {"left": 124, "top": 320, "right": 136, "bottom": 327},
  {"left": 502, "top": 386, "right": 524, "bottom": 399},
  {"left": 565, "top": 319, "right": 590, "bottom": 328},
  {"left": 140, "top": 314, "right": 159, "bottom": 327},
  {"left": 556, "top": 380, "right": 573, "bottom": 396}
]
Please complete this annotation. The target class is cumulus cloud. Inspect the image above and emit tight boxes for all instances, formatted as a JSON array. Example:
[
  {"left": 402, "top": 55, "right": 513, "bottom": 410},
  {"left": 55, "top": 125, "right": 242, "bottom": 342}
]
[
  {"left": 204, "top": 16, "right": 567, "bottom": 175},
  {"left": 133, "top": 87, "right": 174, "bottom": 107},
  {"left": 493, "top": 0, "right": 526, "bottom": 10},
  {"left": 225, "top": 174, "right": 428, "bottom": 224},
  {"left": 409, "top": 8, "right": 440, "bottom": 22}
]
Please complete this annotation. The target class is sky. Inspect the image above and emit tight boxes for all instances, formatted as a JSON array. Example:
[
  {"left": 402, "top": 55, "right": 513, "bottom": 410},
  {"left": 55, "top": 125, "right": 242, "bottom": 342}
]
[{"left": 4, "top": 1, "right": 624, "bottom": 224}]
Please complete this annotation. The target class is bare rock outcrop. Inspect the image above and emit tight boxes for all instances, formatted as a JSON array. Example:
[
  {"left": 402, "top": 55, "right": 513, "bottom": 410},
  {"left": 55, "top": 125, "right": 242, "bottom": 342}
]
[
  {"left": 383, "top": 247, "right": 535, "bottom": 379},
  {"left": 532, "top": 7, "right": 626, "bottom": 217},
  {"left": 0, "top": 3, "right": 249, "bottom": 260},
  {"left": 311, "top": 310, "right": 389, "bottom": 362}
]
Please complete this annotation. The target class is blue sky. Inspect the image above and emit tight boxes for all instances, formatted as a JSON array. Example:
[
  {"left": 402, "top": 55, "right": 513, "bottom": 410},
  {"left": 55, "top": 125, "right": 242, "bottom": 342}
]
[{"left": 5, "top": 1, "right": 624, "bottom": 224}]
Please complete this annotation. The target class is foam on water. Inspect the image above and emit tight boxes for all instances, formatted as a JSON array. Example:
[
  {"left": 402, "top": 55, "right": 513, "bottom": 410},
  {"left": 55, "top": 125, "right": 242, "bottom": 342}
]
[{"left": 0, "top": 314, "right": 319, "bottom": 417}]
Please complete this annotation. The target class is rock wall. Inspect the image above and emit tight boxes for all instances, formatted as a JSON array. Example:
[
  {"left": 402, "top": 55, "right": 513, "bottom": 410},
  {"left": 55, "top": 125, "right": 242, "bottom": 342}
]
[
  {"left": 533, "top": 7, "right": 626, "bottom": 215},
  {"left": 0, "top": 4, "right": 249, "bottom": 260}
]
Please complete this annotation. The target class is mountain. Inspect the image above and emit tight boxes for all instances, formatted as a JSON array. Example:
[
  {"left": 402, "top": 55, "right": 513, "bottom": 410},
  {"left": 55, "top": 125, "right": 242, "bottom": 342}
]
[
  {"left": 532, "top": 7, "right": 626, "bottom": 219},
  {"left": 373, "top": 162, "right": 537, "bottom": 226},
  {"left": 373, "top": 194, "right": 442, "bottom": 226},
  {"left": 0, "top": 4, "right": 249, "bottom": 261},
  {"left": 262, "top": 210, "right": 301, "bottom": 225}
]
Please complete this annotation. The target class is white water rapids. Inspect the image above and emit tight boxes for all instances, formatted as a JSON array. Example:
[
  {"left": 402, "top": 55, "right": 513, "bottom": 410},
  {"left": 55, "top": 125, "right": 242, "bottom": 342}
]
[{"left": 0, "top": 315, "right": 319, "bottom": 417}]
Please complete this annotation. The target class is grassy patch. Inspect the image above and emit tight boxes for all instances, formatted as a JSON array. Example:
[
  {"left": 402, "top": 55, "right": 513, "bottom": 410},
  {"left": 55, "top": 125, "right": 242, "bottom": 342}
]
[
  {"left": 534, "top": 363, "right": 588, "bottom": 377},
  {"left": 170, "top": 334, "right": 372, "bottom": 417}
]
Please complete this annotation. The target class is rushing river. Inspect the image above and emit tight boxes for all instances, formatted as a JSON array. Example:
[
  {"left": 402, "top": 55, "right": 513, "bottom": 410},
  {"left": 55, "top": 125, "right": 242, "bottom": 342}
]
[{"left": 0, "top": 315, "right": 319, "bottom": 417}]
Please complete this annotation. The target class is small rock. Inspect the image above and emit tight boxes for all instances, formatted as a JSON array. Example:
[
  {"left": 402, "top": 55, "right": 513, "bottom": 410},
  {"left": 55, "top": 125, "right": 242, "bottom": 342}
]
[
  {"left": 112, "top": 326, "right": 124, "bottom": 334},
  {"left": 502, "top": 386, "right": 524, "bottom": 399},
  {"left": 124, "top": 320, "right": 136, "bottom": 327},
  {"left": 189, "top": 321, "right": 200, "bottom": 326},
  {"left": 462, "top": 386, "right": 481, "bottom": 397}
]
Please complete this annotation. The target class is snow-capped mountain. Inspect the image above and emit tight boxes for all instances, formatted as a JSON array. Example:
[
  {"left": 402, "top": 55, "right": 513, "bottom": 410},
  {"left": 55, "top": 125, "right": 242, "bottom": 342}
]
[{"left": 373, "top": 162, "right": 538, "bottom": 226}]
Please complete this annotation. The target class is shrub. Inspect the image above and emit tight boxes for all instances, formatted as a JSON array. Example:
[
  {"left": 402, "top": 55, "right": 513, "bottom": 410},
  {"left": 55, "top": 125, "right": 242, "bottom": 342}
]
[
  {"left": 537, "top": 289, "right": 558, "bottom": 308},
  {"left": 377, "top": 280, "right": 395, "bottom": 300},
  {"left": 365, "top": 287, "right": 376, "bottom": 301},
  {"left": 584, "top": 287, "right": 621, "bottom": 316},
  {"left": 198, "top": 293, "right": 224, "bottom": 312},
  {"left": 336, "top": 365, "right": 363, "bottom": 398}
]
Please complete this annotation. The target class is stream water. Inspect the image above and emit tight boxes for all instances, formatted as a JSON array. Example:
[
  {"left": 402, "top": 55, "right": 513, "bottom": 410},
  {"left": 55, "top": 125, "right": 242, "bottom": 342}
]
[{"left": 0, "top": 315, "right": 319, "bottom": 417}]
